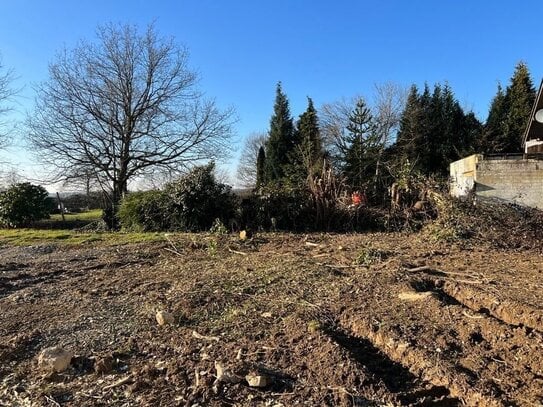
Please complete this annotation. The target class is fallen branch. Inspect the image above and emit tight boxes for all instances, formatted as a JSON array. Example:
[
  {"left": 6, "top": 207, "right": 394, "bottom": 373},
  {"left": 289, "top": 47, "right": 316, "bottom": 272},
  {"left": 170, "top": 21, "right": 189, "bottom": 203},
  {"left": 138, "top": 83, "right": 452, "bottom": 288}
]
[
  {"left": 407, "top": 266, "right": 479, "bottom": 278},
  {"left": 228, "top": 247, "right": 248, "bottom": 256},
  {"left": 103, "top": 374, "right": 134, "bottom": 391},
  {"left": 305, "top": 241, "right": 321, "bottom": 247},
  {"left": 192, "top": 330, "right": 220, "bottom": 342}
]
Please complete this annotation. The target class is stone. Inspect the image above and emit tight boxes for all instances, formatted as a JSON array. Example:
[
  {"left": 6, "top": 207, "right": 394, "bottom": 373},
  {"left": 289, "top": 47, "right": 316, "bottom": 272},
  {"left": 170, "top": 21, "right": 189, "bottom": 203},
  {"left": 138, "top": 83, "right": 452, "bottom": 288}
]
[
  {"left": 156, "top": 310, "right": 175, "bottom": 326},
  {"left": 245, "top": 373, "right": 272, "bottom": 387},
  {"left": 215, "top": 361, "right": 243, "bottom": 384},
  {"left": 38, "top": 346, "right": 73, "bottom": 373}
]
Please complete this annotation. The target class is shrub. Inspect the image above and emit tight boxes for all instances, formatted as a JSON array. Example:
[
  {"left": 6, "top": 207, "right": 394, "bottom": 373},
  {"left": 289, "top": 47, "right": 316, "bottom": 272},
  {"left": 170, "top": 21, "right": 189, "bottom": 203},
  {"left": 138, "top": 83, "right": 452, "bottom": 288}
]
[
  {"left": 0, "top": 183, "right": 50, "bottom": 228},
  {"left": 118, "top": 190, "right": 170, "bottom": 231},
  {"left": 118, "top": 163, "right": 238, "bottom": 232},
  {"left": 165, "top": 163, "right": 238, "bottom": 232}
]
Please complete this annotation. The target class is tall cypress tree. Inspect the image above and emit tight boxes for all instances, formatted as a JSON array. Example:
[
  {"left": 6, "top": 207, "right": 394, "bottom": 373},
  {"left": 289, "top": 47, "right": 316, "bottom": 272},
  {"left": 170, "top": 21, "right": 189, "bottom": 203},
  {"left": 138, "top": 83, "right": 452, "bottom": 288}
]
[
  {"left": 294, "top": 97, "right": 323, "bottom": 178},
  {"left": 255, "top": 146, "right": 266, "bottom": 188},
  {"left": 264, "top": 82, "right": 294, "bottom": 183}
]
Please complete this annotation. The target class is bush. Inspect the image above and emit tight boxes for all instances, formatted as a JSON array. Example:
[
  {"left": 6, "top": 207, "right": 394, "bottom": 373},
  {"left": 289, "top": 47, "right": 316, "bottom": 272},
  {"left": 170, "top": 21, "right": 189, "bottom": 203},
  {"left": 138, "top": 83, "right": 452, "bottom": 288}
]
[
  {"left": 118, "top": 190, "right": 169, "bottom": 232},
  {"left": 0, "top": 183, "right": 50, "bottom": 228},
  {"left": 252, "top": 183, "right": 309, "bottom": 231},
  {"left": 118, "top": 163, "right": 238, "bottom": 232},
  {"left": 164, "top": 163, "right": 238, "bottom": 232}
]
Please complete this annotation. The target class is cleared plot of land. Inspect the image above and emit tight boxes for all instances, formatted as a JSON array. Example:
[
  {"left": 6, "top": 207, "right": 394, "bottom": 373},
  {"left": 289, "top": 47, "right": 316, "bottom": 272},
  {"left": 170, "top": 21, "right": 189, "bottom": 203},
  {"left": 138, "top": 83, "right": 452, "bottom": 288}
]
[{"left": 0, "top": 233, "right": 542, "bottom": 406}]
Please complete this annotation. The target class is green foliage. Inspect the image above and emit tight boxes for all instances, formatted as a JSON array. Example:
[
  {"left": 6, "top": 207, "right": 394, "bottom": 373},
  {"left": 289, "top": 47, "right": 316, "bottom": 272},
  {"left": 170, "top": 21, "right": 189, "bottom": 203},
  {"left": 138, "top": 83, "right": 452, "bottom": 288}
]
[
  {"left": 0, "top": 183, "right": 50, "bottom": 228},
  {"left": 118, "top": 163, "right": 238, "bottom": 232},
  {"left": 264, "top": 82, "right": 295, "bottom": 182},
  {"left": 480, "top": 62, "right": 536, "bottom": 154},
  {"left": 165, "top": 163, "right": 238, "bottom": 232},
  {"left": 255, "top": 146, "right": 266, "bottom": 188},
  {"left": 287, "top": 97, "right": 324, "bottom": 184},
  {"left": 254, "top": 183, "right": 309, "bottom": 230},
  {"left": 355, "top": 245, "right": 390, "bottom": 266},
  {"left": 341, "top": 98, "right": 379, "bottom": 189},
  {"left": 118, "top": 190, "right": 169, "bottom": 232},
  {"left": 395, "top": 83, "right": 481, "bottom": 176}
]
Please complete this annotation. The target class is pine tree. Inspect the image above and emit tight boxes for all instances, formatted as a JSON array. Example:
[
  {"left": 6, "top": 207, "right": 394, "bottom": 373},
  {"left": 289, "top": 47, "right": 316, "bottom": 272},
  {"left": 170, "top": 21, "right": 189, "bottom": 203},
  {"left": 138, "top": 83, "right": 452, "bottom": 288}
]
[
  {"left": 342, "top": 98, "right": 377, "bottom": 189},
  {"left": 264, "top": 82, "right": 294, "bottom": 183},
  {"left": 503, "top": 62, "right": 536, "bottom": 152},
  {"left": 255, "top": 146, "right": 266, "bottom": 188}
]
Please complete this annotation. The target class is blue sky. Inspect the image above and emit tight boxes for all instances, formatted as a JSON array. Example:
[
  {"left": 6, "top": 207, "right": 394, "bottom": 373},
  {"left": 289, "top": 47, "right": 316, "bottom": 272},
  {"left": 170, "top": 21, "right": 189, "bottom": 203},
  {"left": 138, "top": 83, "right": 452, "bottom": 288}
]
[{"left": 1, "top": 1, "right": 543, "bottom": 186}]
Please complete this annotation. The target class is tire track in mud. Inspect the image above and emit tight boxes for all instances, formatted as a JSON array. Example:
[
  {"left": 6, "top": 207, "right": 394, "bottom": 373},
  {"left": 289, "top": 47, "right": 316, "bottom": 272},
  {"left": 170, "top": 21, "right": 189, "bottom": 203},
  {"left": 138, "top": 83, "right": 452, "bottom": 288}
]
[
  {"left": 339, "top": 316, "right": 506, "bottom": 407},
  {"left": 336, "top": 274, "right": 543, "bottom": 406},
  {"left": 325, "top": 327, "right": 461, "bottom": 406}
]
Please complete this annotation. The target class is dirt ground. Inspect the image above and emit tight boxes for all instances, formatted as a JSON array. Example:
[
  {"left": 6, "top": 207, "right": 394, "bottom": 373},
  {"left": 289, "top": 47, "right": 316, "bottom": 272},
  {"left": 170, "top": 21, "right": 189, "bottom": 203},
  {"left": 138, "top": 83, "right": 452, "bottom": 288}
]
[{"left": 1, "top": 232, "right": 542, "bottom": 406}]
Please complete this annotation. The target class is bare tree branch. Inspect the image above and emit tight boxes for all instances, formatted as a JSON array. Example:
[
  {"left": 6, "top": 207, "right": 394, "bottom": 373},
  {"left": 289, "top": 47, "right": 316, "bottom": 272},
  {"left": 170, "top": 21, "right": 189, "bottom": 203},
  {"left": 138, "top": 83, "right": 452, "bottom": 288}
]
[
  {"left": 235, "top": 132, "right": 268, "bottom": 188},
  {"left": 26, "top": 23, "right": 236, "bottom": 204}
]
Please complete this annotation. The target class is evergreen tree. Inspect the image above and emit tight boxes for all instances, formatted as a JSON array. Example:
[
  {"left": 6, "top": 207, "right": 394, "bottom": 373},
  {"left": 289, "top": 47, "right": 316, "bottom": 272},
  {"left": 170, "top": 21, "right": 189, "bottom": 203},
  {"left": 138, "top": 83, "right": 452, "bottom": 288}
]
[
  {"left": 503, "top": 62, "right": 536, "bottom": 152},
  {"left": 342, "top": 98, "right": 377, "bottom": 189},
  {"left": 264, "top": 82, "right": 294, "bottom": 182},
  {"left": 480, "top": 84, "right": 506, "bottom": 153},
  {"left": 480, "top": 63, "right": 535, "bottom": 154},
  {"left": 292, "top": 97, "right": 323, "bottom": 180},
  {"left": 396, "top": 85, "right": 424, "bottom": 166},
  {"left": 255, "top": 146, "right": 266, "bottom": 188},
  {"left": 395, "top": 83, "right": 480, "bottom": 175}
]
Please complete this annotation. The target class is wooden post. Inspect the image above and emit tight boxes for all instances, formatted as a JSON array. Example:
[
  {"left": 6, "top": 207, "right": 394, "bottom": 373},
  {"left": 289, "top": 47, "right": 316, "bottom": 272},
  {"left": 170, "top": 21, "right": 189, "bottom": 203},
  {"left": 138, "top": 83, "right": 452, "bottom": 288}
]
[{"left": 56, "top": 192, "right": 65, "bottom": 222}]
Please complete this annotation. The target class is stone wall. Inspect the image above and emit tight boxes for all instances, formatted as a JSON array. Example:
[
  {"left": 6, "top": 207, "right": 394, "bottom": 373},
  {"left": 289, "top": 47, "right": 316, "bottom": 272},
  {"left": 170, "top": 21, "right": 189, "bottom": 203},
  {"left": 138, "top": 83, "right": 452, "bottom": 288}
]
[
  {"left": 450, "top": 155, "right": 543, "bottom": 209},
  {"left": 476, "top": 159, "right": 543, "bottom": 209}
]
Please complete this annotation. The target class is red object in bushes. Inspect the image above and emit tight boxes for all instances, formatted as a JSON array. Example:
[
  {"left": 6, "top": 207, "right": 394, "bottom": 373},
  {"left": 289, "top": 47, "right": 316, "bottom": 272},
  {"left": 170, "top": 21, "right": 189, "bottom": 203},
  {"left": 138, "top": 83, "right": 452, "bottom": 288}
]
[{"left": 352, "top": 192, "right": 366, "bottom": 206}]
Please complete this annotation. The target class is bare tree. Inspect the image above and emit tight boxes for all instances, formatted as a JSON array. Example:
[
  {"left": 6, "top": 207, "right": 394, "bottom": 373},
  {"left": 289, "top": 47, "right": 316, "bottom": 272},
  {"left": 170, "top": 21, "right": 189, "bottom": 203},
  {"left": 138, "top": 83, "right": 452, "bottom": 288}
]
[
  {"left": 0, "top": 55, "right": 17, "bottom": 149},
  {"left": 319, "top": 95, "right": 363, "bottom": 170},
  {"left": 235, "top": 132, "right": 268, "bottom": 188},
  {"left": 371, "top": 82, "right": 407, "bottom": 189},
  {"left": 27, "top": 23, "right": 236, "bottom": 206}
]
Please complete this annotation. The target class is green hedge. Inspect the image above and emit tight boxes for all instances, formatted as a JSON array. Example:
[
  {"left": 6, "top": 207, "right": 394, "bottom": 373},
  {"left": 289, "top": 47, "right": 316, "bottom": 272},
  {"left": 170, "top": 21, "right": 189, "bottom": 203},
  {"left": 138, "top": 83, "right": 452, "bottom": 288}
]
[{"left": 0, "top": 183, "right": 50, "bottom": 228}]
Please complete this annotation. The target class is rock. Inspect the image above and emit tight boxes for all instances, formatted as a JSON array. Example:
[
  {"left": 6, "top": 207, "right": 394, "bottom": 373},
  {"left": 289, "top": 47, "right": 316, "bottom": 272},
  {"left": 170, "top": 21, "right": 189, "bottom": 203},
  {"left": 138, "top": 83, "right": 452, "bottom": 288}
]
[
  {"left": 215, "top": 361, "right": 243, "bottom": 384},
  {"left": 95, "top": 355, "right": 115, "bottom": 374},
  {"left": 245, "top": 373, "right": 272, "bottom": 387},
  {"left": 156, "top": 310, "right": 175, "bottom": 326},
  {"left": 398, "top": 291, "right": 434, "bottom": 301},
  {"left": 38, "top": 346, "right": 73, "bottom": 373},
  {"left": 261, "top": 312, "right": 273, "bottom": 318},
  {"left": 239, "top": 230, "right": 248, "bottom": 241}
]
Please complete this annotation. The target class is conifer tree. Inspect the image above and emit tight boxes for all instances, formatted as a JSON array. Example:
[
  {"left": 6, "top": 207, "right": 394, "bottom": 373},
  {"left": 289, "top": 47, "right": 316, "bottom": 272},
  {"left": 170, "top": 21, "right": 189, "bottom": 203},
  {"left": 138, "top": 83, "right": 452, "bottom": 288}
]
[
  {"left": 293, "top": 97, "right": 323, "bottom": 179},
  {"left": 342, "top": 98, "right": 377, "bottom": 189},
  {"left": 480, "top": 84, "right": 506, "bottom": 153},
  {"left": 503, "top": 62, "right": 536, "bottom": 152},
  {"left": 264, "top": 82, "right": 294, "bottom": 183},
  {"left": 480, "top": 63, "right": 535, "bottom": 153},
  {"left": 255, "top": 146, "right": 266, "bottom": 188}
]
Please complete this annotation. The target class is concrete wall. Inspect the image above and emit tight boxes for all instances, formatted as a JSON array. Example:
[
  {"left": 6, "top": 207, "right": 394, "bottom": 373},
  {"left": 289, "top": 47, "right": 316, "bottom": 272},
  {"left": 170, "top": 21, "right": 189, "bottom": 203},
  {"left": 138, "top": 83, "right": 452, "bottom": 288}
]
[
  {"left": 476, "top": 159, "right": 543, "bottom": 209},
  {"left": 450, "top": 154, "right": 480, "bottom": 197},
  {"left": 450, "top": 155, "right": 543, "bottom": 209}
]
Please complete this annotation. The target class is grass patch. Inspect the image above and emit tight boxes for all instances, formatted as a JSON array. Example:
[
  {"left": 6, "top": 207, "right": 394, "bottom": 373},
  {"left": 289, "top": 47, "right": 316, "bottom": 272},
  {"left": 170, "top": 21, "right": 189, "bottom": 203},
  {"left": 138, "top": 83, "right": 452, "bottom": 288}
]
[
  {"left": 0, "top": 228, "right": 166, "bottom": 246},
  {"left": 49, "top": 209, "right": 103, "bottom": 222}
]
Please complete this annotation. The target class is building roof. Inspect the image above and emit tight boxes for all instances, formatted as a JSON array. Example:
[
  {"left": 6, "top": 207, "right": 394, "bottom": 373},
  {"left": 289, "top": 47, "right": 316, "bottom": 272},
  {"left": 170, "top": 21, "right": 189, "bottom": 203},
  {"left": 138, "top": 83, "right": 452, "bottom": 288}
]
[{"left": 523, "top": 79, "right": 543, "bottom": 148}]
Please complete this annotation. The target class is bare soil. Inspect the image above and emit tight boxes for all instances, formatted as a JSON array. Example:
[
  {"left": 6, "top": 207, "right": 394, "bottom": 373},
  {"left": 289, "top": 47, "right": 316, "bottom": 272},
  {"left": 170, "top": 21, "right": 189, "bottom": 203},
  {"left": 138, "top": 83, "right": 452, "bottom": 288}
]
[{"left": 1, "top": 232, "right": 542, "bottom": 406}]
